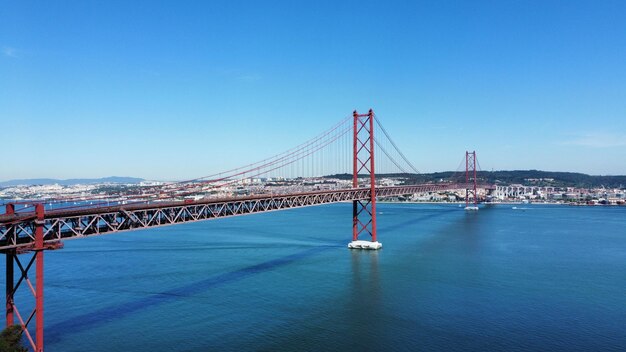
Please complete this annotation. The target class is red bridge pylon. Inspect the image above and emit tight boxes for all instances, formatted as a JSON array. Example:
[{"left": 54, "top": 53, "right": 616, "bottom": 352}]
[
  {"left": 465, "top": 151, "right": 479, "bottom": 211},
  {"left": 4, "top": 203, "right": 46, "bottom": 352},
  {"left": 348, "top": 109, "right": 382, "bottom": 250}
]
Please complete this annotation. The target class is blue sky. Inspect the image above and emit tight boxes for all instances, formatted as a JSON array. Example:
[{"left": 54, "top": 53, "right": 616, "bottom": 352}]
[{"left": 2, "top": 0, "right": 625, "bottom": 180}]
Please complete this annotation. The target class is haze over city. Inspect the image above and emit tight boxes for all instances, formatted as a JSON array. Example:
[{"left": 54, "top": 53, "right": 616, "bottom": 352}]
[{"left": 2, "top": 1, "right": 625, "bottom": 179}]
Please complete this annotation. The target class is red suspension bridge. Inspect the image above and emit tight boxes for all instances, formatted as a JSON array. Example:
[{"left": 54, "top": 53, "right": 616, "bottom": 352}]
[{"left": 1, "top": 110, "right": 489, "bottom": 351}]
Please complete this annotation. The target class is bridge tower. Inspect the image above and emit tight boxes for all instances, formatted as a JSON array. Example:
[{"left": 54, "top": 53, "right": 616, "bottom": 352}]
[
  {"left": 4, "top": 203, "right": 46, "bottom": 352},
  {"left": 465, "top": 151, "right": 479, "bottom": 210},
  {"left": 348, "top": 109, "right": 382, "bottom": 249}
]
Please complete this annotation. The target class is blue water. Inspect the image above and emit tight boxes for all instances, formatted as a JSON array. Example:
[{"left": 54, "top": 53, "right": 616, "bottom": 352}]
[{"left": 4, "top": 203, "right": 626, "bottom": 351}]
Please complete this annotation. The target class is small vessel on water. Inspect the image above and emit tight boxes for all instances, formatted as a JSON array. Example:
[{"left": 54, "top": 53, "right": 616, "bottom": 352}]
[{"left": 465, "top": 206, "right": 479, "bottom": 211}]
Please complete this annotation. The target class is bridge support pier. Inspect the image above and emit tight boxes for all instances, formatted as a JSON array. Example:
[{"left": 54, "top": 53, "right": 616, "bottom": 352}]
[
  {"left": 349, "top": 109, "right": 382, "bottom": 250},
  {"left": 4, "top": 203, "right": 45, "bottom": 352}
]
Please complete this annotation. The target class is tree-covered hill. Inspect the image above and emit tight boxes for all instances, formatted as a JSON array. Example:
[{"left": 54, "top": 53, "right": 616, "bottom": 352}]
[{"left": 327, "top": 171, "right": 626, "bottom": 189}]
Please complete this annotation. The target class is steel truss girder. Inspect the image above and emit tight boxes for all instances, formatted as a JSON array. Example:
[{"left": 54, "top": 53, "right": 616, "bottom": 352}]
[{"left": 0, "top": 184, "right": 475, "bottom": 250}]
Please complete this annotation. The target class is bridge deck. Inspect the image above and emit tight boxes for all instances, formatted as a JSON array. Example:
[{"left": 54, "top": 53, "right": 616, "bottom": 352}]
[{"left": 0, "top": 184, "right": 468, "bottom": 250}]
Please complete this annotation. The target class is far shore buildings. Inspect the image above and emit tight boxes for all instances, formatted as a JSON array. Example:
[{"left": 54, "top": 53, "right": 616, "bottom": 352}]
[
  {"left": 1, "top": 177, "right": 624, "bottom": 205},
  {"left": 492, "top": 184, "right": 625, "bottom": 204}
]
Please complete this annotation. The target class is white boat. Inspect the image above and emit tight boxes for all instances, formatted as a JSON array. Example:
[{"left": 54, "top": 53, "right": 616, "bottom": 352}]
[{"left": 464, "top": 206, "right": 479, "bottom": 211}]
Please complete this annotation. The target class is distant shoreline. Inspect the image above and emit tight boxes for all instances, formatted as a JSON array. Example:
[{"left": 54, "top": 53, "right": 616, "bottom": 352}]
[{"left": 376, "top": 201, "right": 625, "bottom": 206}]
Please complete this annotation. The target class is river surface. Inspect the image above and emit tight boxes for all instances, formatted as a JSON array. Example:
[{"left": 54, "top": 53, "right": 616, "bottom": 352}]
[{"left": 3, "top": 203, "right": 626, "bottom": 351}]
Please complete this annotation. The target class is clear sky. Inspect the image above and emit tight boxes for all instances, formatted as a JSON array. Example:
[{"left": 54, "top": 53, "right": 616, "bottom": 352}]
[{"left": 2, "top": 0, "right": 625, "bottom": 180}]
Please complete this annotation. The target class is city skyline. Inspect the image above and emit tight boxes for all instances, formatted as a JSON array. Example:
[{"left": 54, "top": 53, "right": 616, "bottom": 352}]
[{"left": 2, "top": 1, "right": 625, "bottom": 180}]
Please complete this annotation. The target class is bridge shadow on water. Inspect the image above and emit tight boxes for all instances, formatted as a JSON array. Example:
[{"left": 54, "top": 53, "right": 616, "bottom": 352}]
[
  {"left": 46, "top": 205, "right": 475, "bottom": 343},
  {"left": 46, "top": 241, "right": 343, "bottom": 343}
]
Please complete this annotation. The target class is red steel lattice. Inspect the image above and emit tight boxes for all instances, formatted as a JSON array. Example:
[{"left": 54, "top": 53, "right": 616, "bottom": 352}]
[
  {"left": 4, "top": 203, "right": 45, "bottom": 352},
  {"left": 465, "top": 150, "right": 478, "bottom": 207},
  {"left": 352, "top": 109, "right": 377, "bottom": 242}
]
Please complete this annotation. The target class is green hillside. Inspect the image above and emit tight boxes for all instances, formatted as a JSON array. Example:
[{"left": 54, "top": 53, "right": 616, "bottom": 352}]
[{"left": 327, "top": 171, "right": 626, "bottom": 189}]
